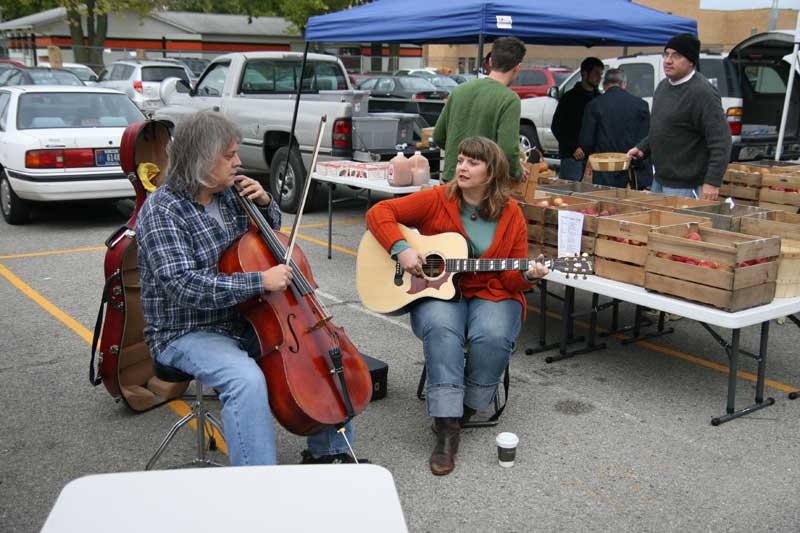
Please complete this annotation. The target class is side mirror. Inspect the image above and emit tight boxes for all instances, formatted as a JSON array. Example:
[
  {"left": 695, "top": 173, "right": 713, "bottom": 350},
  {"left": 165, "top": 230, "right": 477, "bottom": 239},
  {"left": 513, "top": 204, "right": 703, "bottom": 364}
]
[
  {"left": 159, "top": 77, "right": 192, "bottom": 103},
  {"left": 548, "top": 86, "right": 559, "bottom": 99}
]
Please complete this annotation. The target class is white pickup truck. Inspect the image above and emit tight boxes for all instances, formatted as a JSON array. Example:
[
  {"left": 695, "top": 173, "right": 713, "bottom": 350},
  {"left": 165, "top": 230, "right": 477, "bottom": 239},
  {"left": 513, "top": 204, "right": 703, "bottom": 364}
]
[
  {"left": 519, "top": 31, "right": 800, "bottom": 163},
  {"left": 155, "top": 51, "right": 437, "bottom": 212}
]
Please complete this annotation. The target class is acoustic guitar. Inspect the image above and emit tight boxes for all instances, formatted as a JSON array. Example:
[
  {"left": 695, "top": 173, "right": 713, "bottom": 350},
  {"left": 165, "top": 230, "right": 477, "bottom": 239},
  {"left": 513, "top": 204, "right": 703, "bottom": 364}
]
[{"left": 356, "top": 224, "right": 594, "bottom": 313}]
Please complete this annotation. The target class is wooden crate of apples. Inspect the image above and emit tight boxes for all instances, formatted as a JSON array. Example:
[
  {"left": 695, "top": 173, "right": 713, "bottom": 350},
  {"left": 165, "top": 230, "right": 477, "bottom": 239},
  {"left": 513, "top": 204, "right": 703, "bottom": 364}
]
[
  {"left": 720, "top": 164, "right": 762, "bottom": 206},
  {"left": 645, "top": 222, "right": 781, "bottom": 311},
  {"left": 739, "top": 211, "right": 800, "bottom": 298},
  {"left": 595, "top": 211, "right": 711, "bottom": 286},
  {"left": 758, "top": 172, "right": 800, "bottom": 214},
  {"left": 522, "top": 196, "right": 593, "bottom": 254},
  {"left": 626, "top": 195, "right": 720, "bottom": 212}
]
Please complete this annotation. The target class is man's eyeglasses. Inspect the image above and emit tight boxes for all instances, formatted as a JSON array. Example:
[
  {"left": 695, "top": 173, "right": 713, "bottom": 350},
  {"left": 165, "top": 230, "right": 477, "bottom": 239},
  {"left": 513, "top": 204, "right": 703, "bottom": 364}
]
[{"left": 663, "top": 51, "right": 685, "bottom": 62}]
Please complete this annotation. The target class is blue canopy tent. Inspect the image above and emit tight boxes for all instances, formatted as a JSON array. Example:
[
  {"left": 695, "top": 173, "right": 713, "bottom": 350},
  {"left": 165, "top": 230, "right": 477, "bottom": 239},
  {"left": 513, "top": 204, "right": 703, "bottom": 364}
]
[
  {"left": 305, "top": 0, "right": 697, "bottom": 47},
  {"left": 279, "top": 1, "right": 697, "bottom": 211}
]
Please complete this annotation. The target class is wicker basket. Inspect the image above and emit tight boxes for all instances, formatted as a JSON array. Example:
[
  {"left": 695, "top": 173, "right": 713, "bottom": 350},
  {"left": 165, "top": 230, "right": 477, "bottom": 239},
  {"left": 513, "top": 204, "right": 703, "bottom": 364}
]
[{"left": 589, "top": 152, "right": 630, "bottom": 172}]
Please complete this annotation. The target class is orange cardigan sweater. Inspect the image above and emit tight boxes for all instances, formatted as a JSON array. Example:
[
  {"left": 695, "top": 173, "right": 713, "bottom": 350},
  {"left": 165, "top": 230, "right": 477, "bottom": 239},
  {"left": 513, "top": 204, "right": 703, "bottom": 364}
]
[{"left": 365, "top": 186, "right": 533, "bottom": 314}]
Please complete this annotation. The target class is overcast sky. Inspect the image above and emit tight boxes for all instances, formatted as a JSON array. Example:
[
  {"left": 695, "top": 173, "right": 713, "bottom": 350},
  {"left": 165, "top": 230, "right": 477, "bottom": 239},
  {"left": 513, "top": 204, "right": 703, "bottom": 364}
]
[{"left": 700, "top": 0, "right": 800, "bottom": 9}]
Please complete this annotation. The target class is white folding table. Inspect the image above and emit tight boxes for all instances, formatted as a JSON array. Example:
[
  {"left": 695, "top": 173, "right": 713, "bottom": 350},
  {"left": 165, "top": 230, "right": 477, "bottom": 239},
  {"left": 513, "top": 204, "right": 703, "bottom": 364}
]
[
  {"left": 311, "top": 172, "right": 439, "bottom": 258},
  {"left": 528, "top": 273, "right": 800, "bottom": 425},
  {"left": 41, "top": 465, "right": 408, "bottom": 533}
]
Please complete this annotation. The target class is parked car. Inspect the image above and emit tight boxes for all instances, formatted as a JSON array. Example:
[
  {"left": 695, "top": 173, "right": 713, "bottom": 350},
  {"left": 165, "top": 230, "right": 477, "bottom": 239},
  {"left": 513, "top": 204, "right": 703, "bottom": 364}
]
[
  {"left": 0, "top": 86, "right": 145, "bottom": 224},
  {"left": 169, "top": 57, "right": 210, "bottom": 78},
  {"left": 429, "top": 75, "right": 459, "bottom": 94},
  {"left": 394, "top": 68, "right": 438, "bottom": 79},
  {"left": 358, "top": 75, "right": 448, "bottom": 125},
  {"left": 38, "top": 62, "right": 98, "bottom": 84},
  {"left": 0, "top": 67, "right": 84, "bottom": 87},
  {"left": 510, "top": 67, "right": 571, "bottom": 99},
  {"left": 519, "top": 31, "right": 800, "bottom": 163},
  {"left": 0, "top": 59, "right": 25, "bottom": 67},
  {"left": 97, "top": 60, "right": 193, "bottom": 112}
]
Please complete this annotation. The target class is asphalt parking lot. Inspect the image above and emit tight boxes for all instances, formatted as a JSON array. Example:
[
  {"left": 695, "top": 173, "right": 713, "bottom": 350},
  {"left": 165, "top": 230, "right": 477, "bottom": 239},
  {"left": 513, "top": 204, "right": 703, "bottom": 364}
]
[{"left": 1, "top": 191, "right": 799, "bottom": 532}]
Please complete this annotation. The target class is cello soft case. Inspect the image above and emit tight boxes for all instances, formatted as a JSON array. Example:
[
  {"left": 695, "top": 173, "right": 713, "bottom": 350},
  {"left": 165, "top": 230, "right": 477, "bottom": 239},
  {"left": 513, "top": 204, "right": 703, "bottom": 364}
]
[{"left": 89, "top": 120, "right": 189, "bottom": 412}]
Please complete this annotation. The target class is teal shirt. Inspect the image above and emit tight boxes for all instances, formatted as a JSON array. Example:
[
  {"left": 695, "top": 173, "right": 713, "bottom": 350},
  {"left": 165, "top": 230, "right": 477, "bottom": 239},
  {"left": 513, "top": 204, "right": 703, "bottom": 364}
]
[{"left": 433, "top": 77, "right": 523, "bottom": 182}]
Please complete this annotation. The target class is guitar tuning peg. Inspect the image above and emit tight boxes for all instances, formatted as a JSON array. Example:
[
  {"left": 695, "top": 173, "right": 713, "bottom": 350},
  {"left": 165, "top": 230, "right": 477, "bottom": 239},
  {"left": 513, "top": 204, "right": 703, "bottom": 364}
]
[
  {"left": 582, "top": 252, "right": 589, "bottom": 258},
  {"left": 583, "top": 274, "right": 588, "bottom": 280}
]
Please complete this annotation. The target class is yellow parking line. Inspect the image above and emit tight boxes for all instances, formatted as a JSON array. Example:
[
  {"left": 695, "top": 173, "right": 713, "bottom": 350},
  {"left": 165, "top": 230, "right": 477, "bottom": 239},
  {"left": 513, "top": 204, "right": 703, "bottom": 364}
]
[
  {"left": 0, "top": 262, "right": 227, "bottom": 455},
  {"left": 0, "top": 246, "right": 105, "bottom": 260}
]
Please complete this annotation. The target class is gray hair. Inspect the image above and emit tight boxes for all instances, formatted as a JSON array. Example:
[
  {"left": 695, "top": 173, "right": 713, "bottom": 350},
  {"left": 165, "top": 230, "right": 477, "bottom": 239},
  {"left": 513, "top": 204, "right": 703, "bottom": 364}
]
[
  {"left": 603, "top": 68, "right": 626, "bottom": 88},
  {"left": 165, "top": 112, "right": 242, "bottom": 198}
]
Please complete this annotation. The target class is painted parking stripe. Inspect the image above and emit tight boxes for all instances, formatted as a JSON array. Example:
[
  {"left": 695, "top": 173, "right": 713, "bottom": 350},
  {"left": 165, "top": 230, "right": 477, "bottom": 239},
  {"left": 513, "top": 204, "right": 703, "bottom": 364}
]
[{"left": 0, "top": 262, "right": 228, "bottom": 456}]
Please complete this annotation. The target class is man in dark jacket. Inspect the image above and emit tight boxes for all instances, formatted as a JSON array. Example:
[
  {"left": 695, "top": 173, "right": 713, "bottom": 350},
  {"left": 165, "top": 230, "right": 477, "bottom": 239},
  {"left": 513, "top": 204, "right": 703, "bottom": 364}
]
[
  {"left": 552, "top": 56, "right": 603, "bottom": 180},
  {"left": 579, "top": 68, "right": 652, "bottom": 188},
  {"left": 628, "top": 33, "right": 731, "bottom": 199}
]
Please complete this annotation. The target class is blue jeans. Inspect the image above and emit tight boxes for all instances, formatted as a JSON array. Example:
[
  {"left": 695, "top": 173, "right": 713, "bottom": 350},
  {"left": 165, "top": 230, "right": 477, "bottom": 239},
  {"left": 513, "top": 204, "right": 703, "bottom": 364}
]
[
  {"left": 410, "top": 297, "right": 522, "bottom": 418},
  {"left": 650, "top": 179, "right": 702, "bottom": 198},
  {"left": 558, "top": 157, "right": 586, "bottom": 181},
  {"left": 156, "top": 327, "right": 354, "bottom": 466}
]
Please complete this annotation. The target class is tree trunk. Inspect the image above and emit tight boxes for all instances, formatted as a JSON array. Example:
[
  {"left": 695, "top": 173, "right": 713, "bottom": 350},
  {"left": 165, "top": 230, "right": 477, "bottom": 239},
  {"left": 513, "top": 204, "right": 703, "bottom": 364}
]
[
  {"left": 89, "top": 14, "right": 107, "bottom": 69},
  {"left": 66, "top": 6, "right": 88, "bottom": 65}
]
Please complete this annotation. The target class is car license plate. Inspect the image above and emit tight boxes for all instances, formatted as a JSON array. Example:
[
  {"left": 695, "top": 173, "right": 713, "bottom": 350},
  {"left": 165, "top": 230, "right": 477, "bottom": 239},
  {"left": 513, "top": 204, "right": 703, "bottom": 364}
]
[{"left": 95, "top": 148, "right": 120, "bottom": 167}]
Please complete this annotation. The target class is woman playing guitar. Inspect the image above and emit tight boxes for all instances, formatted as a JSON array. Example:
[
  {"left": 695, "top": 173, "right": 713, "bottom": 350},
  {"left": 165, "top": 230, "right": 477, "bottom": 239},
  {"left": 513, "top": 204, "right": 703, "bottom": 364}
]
[{"left": 366, "top": 136, "right": 549, "bottom": 476}]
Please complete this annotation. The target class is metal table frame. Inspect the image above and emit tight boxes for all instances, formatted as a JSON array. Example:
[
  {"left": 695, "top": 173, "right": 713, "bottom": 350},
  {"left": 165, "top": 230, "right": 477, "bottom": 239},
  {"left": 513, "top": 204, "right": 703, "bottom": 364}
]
[
  {"left": 525, "top": 274, "right": 800, "bottom": 425},
  {"left": 311, "top": 172, "right": 438, "bottom": 259}
]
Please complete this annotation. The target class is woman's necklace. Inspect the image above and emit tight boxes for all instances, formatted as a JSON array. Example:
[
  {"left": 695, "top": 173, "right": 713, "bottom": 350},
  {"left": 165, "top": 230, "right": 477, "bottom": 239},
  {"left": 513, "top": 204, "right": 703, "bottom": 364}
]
[{"left": 464, "top": 203, "right": 479, "bottom": 221}]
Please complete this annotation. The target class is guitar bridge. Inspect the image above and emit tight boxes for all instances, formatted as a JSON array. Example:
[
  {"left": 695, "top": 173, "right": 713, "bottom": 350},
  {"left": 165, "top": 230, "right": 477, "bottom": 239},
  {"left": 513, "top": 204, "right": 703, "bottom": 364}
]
[{"left": 394, "top": 261, "right": 404, "bottom": 286}]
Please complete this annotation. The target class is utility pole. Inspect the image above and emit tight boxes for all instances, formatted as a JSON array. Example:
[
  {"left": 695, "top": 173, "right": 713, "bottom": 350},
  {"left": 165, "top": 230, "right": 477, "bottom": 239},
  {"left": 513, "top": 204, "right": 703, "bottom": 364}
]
[{"left": 768, "top": 0, "right": 780, "bottom": 31}]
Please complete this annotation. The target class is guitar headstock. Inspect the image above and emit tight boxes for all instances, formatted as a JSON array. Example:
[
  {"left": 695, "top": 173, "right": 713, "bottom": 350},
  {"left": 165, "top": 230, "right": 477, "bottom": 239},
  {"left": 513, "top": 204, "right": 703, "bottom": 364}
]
[{"left": 548, "top": 253, "right": 594, "bottom": 279}]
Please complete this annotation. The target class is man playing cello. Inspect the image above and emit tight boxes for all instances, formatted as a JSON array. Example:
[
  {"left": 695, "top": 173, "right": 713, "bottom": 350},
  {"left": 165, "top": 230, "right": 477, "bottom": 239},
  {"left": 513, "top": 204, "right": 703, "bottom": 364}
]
[{"left": 136, "top": 112, "right": 357, "bottom": 465}]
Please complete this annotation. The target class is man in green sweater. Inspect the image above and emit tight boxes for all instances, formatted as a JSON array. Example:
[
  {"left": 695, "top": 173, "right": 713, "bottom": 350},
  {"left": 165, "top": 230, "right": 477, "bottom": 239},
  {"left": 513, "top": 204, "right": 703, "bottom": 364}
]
[
  {"left": 628, "top": 33, "right": 731, "bottom": 200},
  {"left": 434, "top": 36, "right": 527, "bottom": 182}
]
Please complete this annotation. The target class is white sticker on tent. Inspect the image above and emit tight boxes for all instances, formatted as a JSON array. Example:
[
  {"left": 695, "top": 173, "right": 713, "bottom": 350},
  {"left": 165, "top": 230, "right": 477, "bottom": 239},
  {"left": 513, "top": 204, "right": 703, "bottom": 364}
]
[{"left": 496, "top": 16, "right": 512, "bottom": 29}]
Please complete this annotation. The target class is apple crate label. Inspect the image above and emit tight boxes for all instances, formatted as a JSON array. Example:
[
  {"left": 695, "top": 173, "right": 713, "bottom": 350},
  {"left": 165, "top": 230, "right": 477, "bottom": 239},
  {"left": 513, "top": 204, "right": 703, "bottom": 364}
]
[
  {"left": 558, "top": 210, "right": 584, "bottom": 258},
  {"left": 496, "top": 15, "right": 513, "bottom": 29}
]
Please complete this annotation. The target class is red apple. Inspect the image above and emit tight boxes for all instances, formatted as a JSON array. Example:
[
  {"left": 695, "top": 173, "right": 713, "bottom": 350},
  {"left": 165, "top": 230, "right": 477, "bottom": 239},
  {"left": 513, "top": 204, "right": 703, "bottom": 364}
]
[
  {"left": 599, "top": 209, "right": 610, "bottom": 216},
  {"left": 552, "top": 197, "right": 564, "bottom": 206},
  {"left": 698, "top": 260, "right": 715, "bottom": 269},
  {"left": 537, "top": 200, "right": 550, "bottom": 208},
  {"left": 687, "top": 232, "right": 702, "bottom": 241},
  {"left": 584, "top": 208, "right": 598, "bottom": 215},
  {"left": 684, "top": 258, "right": 699, "bottom": 266},
  {"left": 755, "top": 258, "right": 768, "bottom": 264}
]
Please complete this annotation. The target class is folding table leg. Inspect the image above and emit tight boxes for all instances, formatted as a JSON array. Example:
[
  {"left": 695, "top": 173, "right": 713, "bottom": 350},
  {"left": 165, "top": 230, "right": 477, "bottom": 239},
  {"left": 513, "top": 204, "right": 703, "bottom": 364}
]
[
  {"left": 621, "top": 306, "right": 674, "bottom": 345},
  {"left": 546, "top": 290, "right": 606, "bottom": 363},
  {"left": 327, "top": 183, "right": 334, "bottom": 259},
  {"left": 711, "top": 325, "right": 775, "bottom": 426},
  {"left": 525, "top": 280, "right": 582, "bottom": 355}
]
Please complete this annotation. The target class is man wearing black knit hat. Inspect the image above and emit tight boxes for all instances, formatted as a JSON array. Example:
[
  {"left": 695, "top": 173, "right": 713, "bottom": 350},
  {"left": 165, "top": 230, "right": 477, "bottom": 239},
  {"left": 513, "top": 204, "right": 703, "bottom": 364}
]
[{"left": 627, "top": 33, "right": 731, "bottom": 200}]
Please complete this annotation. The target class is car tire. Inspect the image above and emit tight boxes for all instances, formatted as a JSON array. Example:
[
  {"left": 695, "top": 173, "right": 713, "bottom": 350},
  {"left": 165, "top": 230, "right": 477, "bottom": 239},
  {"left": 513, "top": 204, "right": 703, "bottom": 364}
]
[
  {"left": 519, "top": 124, "right": 542, "bottom": 162},
  {"left": 0, "top": 173, "right": 30, "bottom": 225},
  {"left": 268, "top": 146, "right": 317, "bottom": 214}
]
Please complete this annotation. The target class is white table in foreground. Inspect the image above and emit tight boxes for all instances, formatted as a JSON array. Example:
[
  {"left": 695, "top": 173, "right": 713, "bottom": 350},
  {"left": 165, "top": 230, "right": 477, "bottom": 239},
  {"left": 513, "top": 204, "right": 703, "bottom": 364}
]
[
  {"left": 41, "top": 465, "right": 407, "bottom": 533},
  {"left": 311, "top": 172, "right": 440, "bottom": 258}
]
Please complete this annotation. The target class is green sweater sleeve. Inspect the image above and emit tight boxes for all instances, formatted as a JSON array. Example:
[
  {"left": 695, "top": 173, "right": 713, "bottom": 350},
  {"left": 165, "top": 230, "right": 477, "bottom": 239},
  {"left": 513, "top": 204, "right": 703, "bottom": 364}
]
[{"left": 498, "top": 96, "right": 523, "bottom": 181}]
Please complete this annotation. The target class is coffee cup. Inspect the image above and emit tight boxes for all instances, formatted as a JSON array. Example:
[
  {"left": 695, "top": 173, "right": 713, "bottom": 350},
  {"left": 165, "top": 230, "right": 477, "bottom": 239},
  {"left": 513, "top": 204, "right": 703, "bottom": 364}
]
[{"left": 496, "top": 432, "right": 519, "bottom": 468}]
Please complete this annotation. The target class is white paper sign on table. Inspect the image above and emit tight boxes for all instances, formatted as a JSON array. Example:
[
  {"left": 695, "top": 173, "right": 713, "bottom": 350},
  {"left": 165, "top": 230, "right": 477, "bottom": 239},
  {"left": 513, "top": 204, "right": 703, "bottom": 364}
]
[{"left": 558, "top": 210, "right": 584, "bottom": 258}]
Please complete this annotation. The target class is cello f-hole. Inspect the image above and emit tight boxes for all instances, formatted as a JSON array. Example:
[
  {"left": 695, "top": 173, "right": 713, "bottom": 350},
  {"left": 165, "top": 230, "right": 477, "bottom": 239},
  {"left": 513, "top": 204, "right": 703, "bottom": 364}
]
[{"left": 287, "top": 313, "right": 301, "bottom": 353}]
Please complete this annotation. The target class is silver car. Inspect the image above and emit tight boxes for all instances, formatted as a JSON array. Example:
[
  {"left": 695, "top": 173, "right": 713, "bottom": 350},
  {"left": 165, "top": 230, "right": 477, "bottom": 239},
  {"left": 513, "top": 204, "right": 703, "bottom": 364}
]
[{"left": 97, "top": 60, "right": 193, "bottom": 112}]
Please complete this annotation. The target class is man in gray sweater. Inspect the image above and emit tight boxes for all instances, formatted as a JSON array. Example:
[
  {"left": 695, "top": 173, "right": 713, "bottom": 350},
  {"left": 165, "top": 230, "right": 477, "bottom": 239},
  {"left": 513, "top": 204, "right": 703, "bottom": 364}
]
[{"left": 627, "top": 33, "right": 731, "bottom": 200}]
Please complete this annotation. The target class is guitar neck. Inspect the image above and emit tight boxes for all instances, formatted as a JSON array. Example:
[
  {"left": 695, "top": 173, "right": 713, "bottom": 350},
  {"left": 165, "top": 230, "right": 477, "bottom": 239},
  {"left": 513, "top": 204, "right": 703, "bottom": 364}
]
[{"left": 445, "top": 258, "right": 549, "bottom": 273}]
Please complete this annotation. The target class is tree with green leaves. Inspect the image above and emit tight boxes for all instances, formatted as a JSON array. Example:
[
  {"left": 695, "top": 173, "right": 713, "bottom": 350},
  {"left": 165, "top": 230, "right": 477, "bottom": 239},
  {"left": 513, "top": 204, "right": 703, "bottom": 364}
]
[{"left": 277, "top": 0, "right": 368, "bottom": 34}]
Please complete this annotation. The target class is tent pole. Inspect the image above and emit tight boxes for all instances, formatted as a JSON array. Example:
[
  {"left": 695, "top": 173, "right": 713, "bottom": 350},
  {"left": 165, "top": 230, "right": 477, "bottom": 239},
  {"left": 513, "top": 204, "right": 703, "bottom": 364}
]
[
  {"left": 776, "top": 13, "right": 800, "bottom": 161},
  {"left": 477, "top": 33, "right": 484, "bottom": 75},
  {"left": 280, "top": 41, "right": 310, "bottom": 201}
]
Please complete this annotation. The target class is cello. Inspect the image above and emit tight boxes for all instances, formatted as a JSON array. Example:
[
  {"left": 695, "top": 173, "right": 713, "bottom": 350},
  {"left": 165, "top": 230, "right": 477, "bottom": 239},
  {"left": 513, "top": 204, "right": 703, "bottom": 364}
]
[{"left": 218, "top": 117, "right": 372, "bottom": 436}]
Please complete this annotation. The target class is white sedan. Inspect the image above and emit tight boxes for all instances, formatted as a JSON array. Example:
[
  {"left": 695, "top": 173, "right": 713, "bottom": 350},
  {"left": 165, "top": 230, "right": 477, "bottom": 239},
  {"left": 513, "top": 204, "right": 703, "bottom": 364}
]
[{"left": 0, "top": 86, "right": 144, "bottom": 224}]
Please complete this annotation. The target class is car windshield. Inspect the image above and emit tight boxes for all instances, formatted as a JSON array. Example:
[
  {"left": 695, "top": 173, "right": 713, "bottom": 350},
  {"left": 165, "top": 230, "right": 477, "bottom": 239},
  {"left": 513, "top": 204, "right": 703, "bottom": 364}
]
[
  {"left": 553, "top": 71, "right": 570, "bottom": 85},
  {"left": 431, "top": 76, "right": 457, "bottom": 87},
  {"left": 17, "top": 92, "right": 143, "bottom": 129},
  {"left": 27, "top": 69, "right": 83, "bottom": 86},
  {"left": 142, "top": 66, "right": 190, "bottom": 83},
  {"left": 64, "top": 66, "right": 96, "bottom": 82},
  {"left": 398, "top": 77, "right": 436, "bottom": 90}
]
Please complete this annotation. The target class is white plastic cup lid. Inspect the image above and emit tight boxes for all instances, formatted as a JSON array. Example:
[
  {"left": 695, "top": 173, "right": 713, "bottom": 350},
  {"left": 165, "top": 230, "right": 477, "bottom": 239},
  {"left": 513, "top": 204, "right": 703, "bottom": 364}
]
[{"left": 496, "top": 432, "right": 519, "bottom": 448}]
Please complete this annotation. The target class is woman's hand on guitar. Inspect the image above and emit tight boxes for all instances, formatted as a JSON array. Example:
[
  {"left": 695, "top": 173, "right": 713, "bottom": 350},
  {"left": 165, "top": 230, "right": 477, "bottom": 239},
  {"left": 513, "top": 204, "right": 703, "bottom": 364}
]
[
  {"left": 235, "top": 175, "right": 271, "bottom": 206},
  {"left": 262, "top": 264, "right": 293, "bottom": 292},
  {"left": 398, "top": 248, "right": 426, "bottom": 277},
  {"left": 527, "top": 254, "right": 549, "bottom": 279}
]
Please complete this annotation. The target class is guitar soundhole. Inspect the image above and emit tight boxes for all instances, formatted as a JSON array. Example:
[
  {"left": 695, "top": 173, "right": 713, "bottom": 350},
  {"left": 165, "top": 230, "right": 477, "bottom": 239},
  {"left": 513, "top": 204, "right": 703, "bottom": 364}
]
[{"left": 422, "top": 253, "right": 444, "bottom": 278}]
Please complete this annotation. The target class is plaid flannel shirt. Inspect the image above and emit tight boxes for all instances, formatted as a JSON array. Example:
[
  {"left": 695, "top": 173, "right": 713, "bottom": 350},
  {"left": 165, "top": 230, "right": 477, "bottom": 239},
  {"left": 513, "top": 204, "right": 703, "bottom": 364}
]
[{"left": 136, "top": 186, "right": 281, "bottom": 357}]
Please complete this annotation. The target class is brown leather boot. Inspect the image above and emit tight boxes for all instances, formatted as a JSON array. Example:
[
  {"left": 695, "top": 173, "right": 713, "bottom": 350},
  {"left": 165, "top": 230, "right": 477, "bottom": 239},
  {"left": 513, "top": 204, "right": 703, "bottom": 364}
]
[{"left": 430, "top": 417, "right": 460, "bottom": 475}]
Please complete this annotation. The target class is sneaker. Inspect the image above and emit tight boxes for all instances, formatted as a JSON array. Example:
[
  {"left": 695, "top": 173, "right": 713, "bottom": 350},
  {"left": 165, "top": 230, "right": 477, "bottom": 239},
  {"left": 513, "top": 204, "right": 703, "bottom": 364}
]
[{"left": 299, "top": 450, "right": 369, "bottom": 464}]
